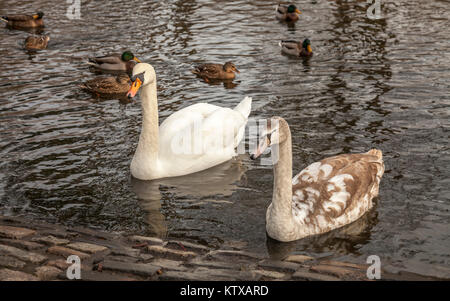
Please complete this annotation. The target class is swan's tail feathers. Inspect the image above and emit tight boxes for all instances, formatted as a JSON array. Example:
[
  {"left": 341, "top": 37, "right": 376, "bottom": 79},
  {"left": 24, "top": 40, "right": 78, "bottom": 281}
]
[
  {"left": 366, "top": 148, "right": 383, "bottom": 160},
  {"left": 1, "top": 17, "right": 8, "bottom": 23},
  {"left": 234, "top": 96, "right": 252, "bottom": 119}
]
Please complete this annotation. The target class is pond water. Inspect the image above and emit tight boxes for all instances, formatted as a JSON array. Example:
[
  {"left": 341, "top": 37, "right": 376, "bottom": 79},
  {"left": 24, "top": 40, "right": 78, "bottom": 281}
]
[{"left": 0, "top": 0, "right": 449, "bottom": 278}]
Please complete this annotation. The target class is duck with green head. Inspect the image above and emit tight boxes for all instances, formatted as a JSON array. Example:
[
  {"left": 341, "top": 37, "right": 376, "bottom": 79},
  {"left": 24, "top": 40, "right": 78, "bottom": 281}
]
[
  {"left": 275, "top": 4, "right": 301, "bottom": 22},
  {"left": 88, "top": 51, "right": 141, "bottom": 74},
  {"left": 279, "top": 38, "right": 313, "bottom": 57}
]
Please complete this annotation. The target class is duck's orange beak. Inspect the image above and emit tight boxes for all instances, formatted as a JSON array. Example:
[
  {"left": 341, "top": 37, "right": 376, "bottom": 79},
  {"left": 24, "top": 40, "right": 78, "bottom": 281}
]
[
  {"left": 234, "top": 67, "right": 240, "bottom": 73},
  {"left": 307, "top": 45, "right": 312, "bottom": 53},
  {"left": 295, "top": 9, "right": 301, "bottom": 14},
  {"left": 127, "top": 78, "right": 142, "bottom": 98},
  {"left": 133, "top": 57, "right": 141, "bottom": 63}
]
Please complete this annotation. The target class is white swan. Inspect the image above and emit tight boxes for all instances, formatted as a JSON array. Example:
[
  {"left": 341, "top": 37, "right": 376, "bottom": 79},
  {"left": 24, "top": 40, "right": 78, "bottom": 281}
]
[
  {"left": 250, "top": 117, "right": 385, "bottom": 242},
  {"left": 126, "top": 63, "right": 252, "bottom": 180}
]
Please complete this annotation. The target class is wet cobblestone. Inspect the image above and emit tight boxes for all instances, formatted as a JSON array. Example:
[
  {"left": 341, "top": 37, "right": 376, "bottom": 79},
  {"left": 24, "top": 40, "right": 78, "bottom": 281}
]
[{"left": 0, "top": 216, "right": 445, "bottom": 281}]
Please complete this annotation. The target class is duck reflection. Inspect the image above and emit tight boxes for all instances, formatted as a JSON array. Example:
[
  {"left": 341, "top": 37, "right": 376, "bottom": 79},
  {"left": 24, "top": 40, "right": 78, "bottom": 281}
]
[
  {"left": 266, "top": 207, "right": 379, "bottom": 260},
  {"left": 130, "top": 157, "right": 247, "bottom": 238},
  {"left": 199, "top": 78, "right": 240, "bottom": 89},
  {"left": 6, "top": 26, "right": 44, "bottom": 35}
]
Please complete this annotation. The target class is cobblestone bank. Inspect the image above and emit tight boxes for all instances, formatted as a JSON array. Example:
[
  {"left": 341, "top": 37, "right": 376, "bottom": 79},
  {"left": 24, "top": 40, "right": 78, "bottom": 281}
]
[{"left": 0, "top": 216, "right": 442, "bottom": 281}]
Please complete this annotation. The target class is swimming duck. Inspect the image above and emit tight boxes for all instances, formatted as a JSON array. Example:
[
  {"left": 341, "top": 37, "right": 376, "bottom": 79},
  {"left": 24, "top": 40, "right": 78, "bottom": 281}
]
[
  {"left": 279, "top": 39, "right": 313, "bottom": 57},
  {"left": 1, "top": 12, "right": 44, "bottom": 28},
  {"left": 192, "top": 62, "right": 240, "bottom": 81},
  {"left": 80, "top": 74, "right": 131, "bottom": 96},
  {"left": 275, "top": 4, "right": 301, "bottom": 22},
  {"left": 88, "top": 51, "right": 141, "bottom": 74},
  {"left": 24, "top": 35, "right": 50, "bottom": 50},
  {"left": 250, "top": 117, "right": 384, "bottom": 242},
  {"left": 127, "top": 63, "right": 252, "bottom": 180}
]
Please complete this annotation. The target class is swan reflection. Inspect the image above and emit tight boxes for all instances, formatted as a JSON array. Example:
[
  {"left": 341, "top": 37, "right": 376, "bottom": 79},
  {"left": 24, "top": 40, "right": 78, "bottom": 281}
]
[
  {"left": 266, "top": 207, "right": 379, "bottom": 260},
  {"left": 130, "top": 157, "right": 247, "bottom": 238}
]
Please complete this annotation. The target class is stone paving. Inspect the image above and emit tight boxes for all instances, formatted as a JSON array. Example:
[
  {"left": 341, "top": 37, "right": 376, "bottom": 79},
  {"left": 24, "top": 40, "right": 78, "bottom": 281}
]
[{"left": 0, "top": 215, "right": 443, "bottom": 281}]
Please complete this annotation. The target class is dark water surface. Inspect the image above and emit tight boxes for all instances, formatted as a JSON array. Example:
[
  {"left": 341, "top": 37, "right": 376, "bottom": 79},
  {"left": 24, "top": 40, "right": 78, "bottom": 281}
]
[{"left": 1, "top": 0, "right": 449, "bottom": 277}]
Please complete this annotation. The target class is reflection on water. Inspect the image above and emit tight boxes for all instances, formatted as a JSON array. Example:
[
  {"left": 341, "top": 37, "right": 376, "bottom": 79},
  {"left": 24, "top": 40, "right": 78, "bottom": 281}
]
[
  {"left": 0, "top": 0, "right": 449, "bottom": 277},
  {"left": 266, "top": 207, "right": 378, "bottom": 260},
  {"left": 130, "top": 158, "right": 246, "bottom": 241},
  {"left": 196, "top": 78, "right": 240, "bottom": 90},
  {"left": 6, "top": 25, "right": 45, "bottom": 35},
  {"left": 130, "top": 180, "right": 167, "bottom": 239}
]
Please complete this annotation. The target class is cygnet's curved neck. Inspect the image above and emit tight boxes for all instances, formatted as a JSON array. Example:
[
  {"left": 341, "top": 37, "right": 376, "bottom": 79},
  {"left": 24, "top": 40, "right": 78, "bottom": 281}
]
[
  {"left": 272, "top": 129, "right": 293, "bottom": 219},
  {"left": 136, "top": 80, "right": 159, "bottom": 161}
]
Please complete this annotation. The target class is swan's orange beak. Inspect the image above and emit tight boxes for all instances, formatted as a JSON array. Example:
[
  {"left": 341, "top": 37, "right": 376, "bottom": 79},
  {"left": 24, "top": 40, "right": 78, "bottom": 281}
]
[
  {"left": 250, "top": 136, "right": 269, "bottom": 160},
  {"left": 127, "top": 78, "right": 142, "bottom": 99}
]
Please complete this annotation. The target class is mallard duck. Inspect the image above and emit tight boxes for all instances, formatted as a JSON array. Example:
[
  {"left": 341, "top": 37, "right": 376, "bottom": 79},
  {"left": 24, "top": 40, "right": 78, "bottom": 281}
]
[
  {"left": 275, "top": 4, "right": 301, "bottom": 22},
  {"left": 126, "top": 63, "right": 252, "bottom": 180},
  {"left": 80, "top": 74, "right": 131, "bottom": 96},
  {"left": 279, "top": 39, "right": 313, "bottom": 57},
  {"left": 24, "top": 35, "right": 50, "bottom": 50},
  {"left": 1, "top": 12, "right": 44, "bottom": 28},
  {"left": 87, "top": 51, "right": 141, "bottom": 74},
  {"left": 192, "top": 62, "right": 240, "bottom": 80},
  {"left": 250, "top": 117, "right": 384, "bottom": 242}
]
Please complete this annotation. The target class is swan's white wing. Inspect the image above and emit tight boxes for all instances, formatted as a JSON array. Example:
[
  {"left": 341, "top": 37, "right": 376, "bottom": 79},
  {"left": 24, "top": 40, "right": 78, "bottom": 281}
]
[
  {"left": 153, "top": 97, "right": 251, "bottom": 177},
  {"left": 159, "top": 99, "right": 249, "bottom": 154},
  {"left": 200, "top": 106, "right": 247, "bottom": 152},
  {"left": 156, "top": 103, "right": 246, "bottom": 176},
  {"left": 159, "top": 103, "right": 218, "bottom": 153}
]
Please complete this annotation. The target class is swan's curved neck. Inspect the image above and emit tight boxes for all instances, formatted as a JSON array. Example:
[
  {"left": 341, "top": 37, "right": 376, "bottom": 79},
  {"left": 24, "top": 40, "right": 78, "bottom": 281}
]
[
  {"left": 272, "top": 131, "right": 293, "bottom": 218},
  {"left": 136, "top": 81, "right": 159, "bottom": 161}
]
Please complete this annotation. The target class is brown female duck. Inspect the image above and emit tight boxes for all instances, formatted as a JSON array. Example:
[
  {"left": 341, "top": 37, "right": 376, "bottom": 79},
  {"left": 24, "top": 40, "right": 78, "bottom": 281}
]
[
  {"left": 192, "top": 62, "right": 240, "bottom": 80},
  {"left": 80, "top": 74, "right": 131, "bottom": 97},
  {"left": 24, "top": 35, "right": 50, "bottom": 50},
  {"left": 1, "top": 12, "right": 44, "bottom": 28}
]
